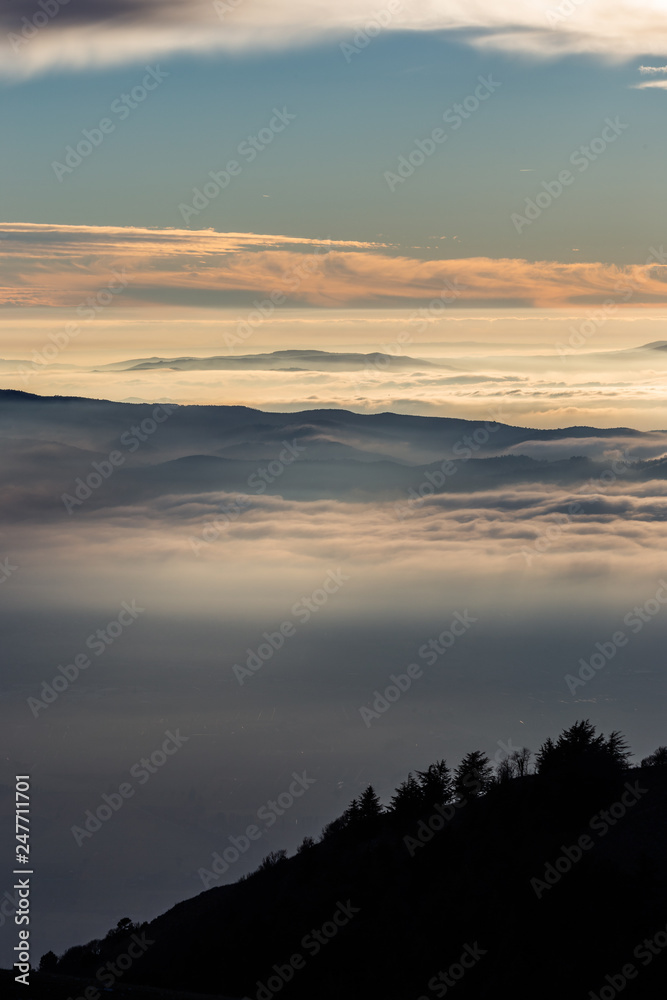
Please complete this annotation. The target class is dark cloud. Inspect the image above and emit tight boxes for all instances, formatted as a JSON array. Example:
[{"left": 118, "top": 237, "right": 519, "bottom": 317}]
[{"left": 3, "top": 0, "right": 171, "bottom": 31}]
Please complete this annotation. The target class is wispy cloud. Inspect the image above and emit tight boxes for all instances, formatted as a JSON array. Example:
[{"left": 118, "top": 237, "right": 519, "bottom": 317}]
[
  {"left": 3, "top": 1, "right": 667, "bottom": 79},
  {"left": 632, "top": 79, "right": 667, "bottom": 89},
  {"left": 3, "top": 223, "right": 667, "bottom": 308}
]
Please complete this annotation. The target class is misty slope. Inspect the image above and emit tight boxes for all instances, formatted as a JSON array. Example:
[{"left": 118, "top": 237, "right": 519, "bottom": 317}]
[
  {"left": 2, "top": 390, "right": 666, "bottom": 519},
  {"left": 0, "top": 388, "right": 654, "bottom": 462}
]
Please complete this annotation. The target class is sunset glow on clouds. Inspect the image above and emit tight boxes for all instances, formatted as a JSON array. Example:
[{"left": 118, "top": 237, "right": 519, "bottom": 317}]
[{"left": 4, "top": 222, "right": 667, "bottom": 308}]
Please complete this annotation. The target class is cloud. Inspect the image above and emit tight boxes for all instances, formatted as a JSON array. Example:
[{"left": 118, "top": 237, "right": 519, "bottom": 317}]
[
  {"left": 638, "top": 64, "right": 667, "bottom": 72},
  {"left": 3, "top": 223, "right": 667, "bottom": 308},
  {"left": 2, "top": 1, "right": 667, "bottom": 78},
  {"left": 632, "top": 79, "right": 667, "bottom": 89},
  {"left": 0, "top": 222, "right": 383, "bottom": 254},
  {"left": 7, "top": 480, "right": 667, "bottom": 602}
]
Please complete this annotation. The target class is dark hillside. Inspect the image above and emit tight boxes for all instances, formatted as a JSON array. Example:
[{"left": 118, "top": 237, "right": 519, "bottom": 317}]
[{"left": 26, "top": 724, "right": 667, "bottom": 1000}]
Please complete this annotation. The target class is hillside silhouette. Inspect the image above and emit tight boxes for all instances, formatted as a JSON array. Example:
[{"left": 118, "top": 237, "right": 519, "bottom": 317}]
[{"left": 21, "top": 722, "right": 667, "bottom": 999}]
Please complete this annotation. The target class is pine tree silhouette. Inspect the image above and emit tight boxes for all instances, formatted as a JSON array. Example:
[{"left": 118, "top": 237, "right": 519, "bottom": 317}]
[
  {"left": 536, "top": 720, "right": 630, "bottom": 779},
  {"left": 453, "top": 750, "right": 494, "bottom": 799},
  {"left": 416, "top": 759, "right": 452, "bottom": 809},
  {"left": 389, "top": 773, "right": 423, "bottom": 820}
]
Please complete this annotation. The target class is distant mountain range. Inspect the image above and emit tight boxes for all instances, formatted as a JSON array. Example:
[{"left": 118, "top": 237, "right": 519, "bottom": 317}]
[
  {"left": 2, "top": 343, "right": 667, "bottom": 375},
  {"left": 634, "top": 341, "right": 667, "bottom": 351},
  {"left": 1, "top": 390, "right": 666, "bottom": 520},
  {"left": 95, "top": 350, "right": 451, "bottom": 372},
  {"left": 0, "top": 350, "right": 451, "bottom": 373}
]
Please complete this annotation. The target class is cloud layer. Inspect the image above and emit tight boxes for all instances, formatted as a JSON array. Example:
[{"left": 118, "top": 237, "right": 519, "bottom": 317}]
[
  {"left": 4, "top": 223, "right": 667, "bottom": 308},
  {"left": 3, "top": 1, "right": 667, "bottom": 78}
]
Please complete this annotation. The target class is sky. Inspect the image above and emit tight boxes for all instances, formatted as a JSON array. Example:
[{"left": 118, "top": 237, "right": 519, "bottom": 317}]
[
  {"left": 3, "top": 2, "right": 667, "bottom": 423},
  {"left": 2, "top": 0, "right": 667, "bottom": 979},
  {"left": 2, "top": 2, "right": 667, "bottom": 317}
]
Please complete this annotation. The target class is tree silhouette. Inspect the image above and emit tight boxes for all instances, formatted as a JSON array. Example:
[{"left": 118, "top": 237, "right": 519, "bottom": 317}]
[
  {"left": 606, "top": 730, "right": 632, "bottom": 767},
  {"left": 389, "top": 773, "right": 423, "bottom": 819},
  {"left": 641, "top": 746, "right": 667, "bottom": 766},
  {"left": 342, "top": 796, "right": 361, "bottom": 826},
  {"left": 340, "top": 785, "right": 383, "bottom": 834},
  {"left": 511, "top": 746, "right": 532, "bottom": 777},
  {"left": 104, "top": 917, "right": 134, "bottom": 941},
  {"left": 320, "top": 815, "right": 346, "bottom": 840},
  {"left": 321, "top": 786, "right": 384, "bottom": 839},
  {"left": 536, "top": 720, "right": 630, "bottom": 779},
  {"left": 258, "top": 849, "right": 288, "bottom": 870},
  {"left": 38, "top": 950, "right": 58, "bottom": 972},
  {"left": 454, "top": 751, "right": 494, "bottom": 799},
  {"left": 358, "top": 784, "right": 383, "bottom": 821},
  {"left": 46, "top": 722, "right": 667, "bottom": 1000},
  {"left": 496, "top": 747, "right": 532, "bottom": 782},
  {"left": 416, "top": 759, "right": 452, "bottom": 809},
  {"left": 495, "top": 756, "right": 514, "bottom": 783}
]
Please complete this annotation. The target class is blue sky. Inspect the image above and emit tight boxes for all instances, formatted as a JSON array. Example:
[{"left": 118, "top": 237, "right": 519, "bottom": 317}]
[{"left": 1, "top": 30, "right": 665, "bottom": 263}]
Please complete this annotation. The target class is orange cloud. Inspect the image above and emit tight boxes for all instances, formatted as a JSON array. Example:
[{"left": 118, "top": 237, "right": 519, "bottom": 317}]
[{"left": 2, "top": 223, "right": 667, "bottom": 308}]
